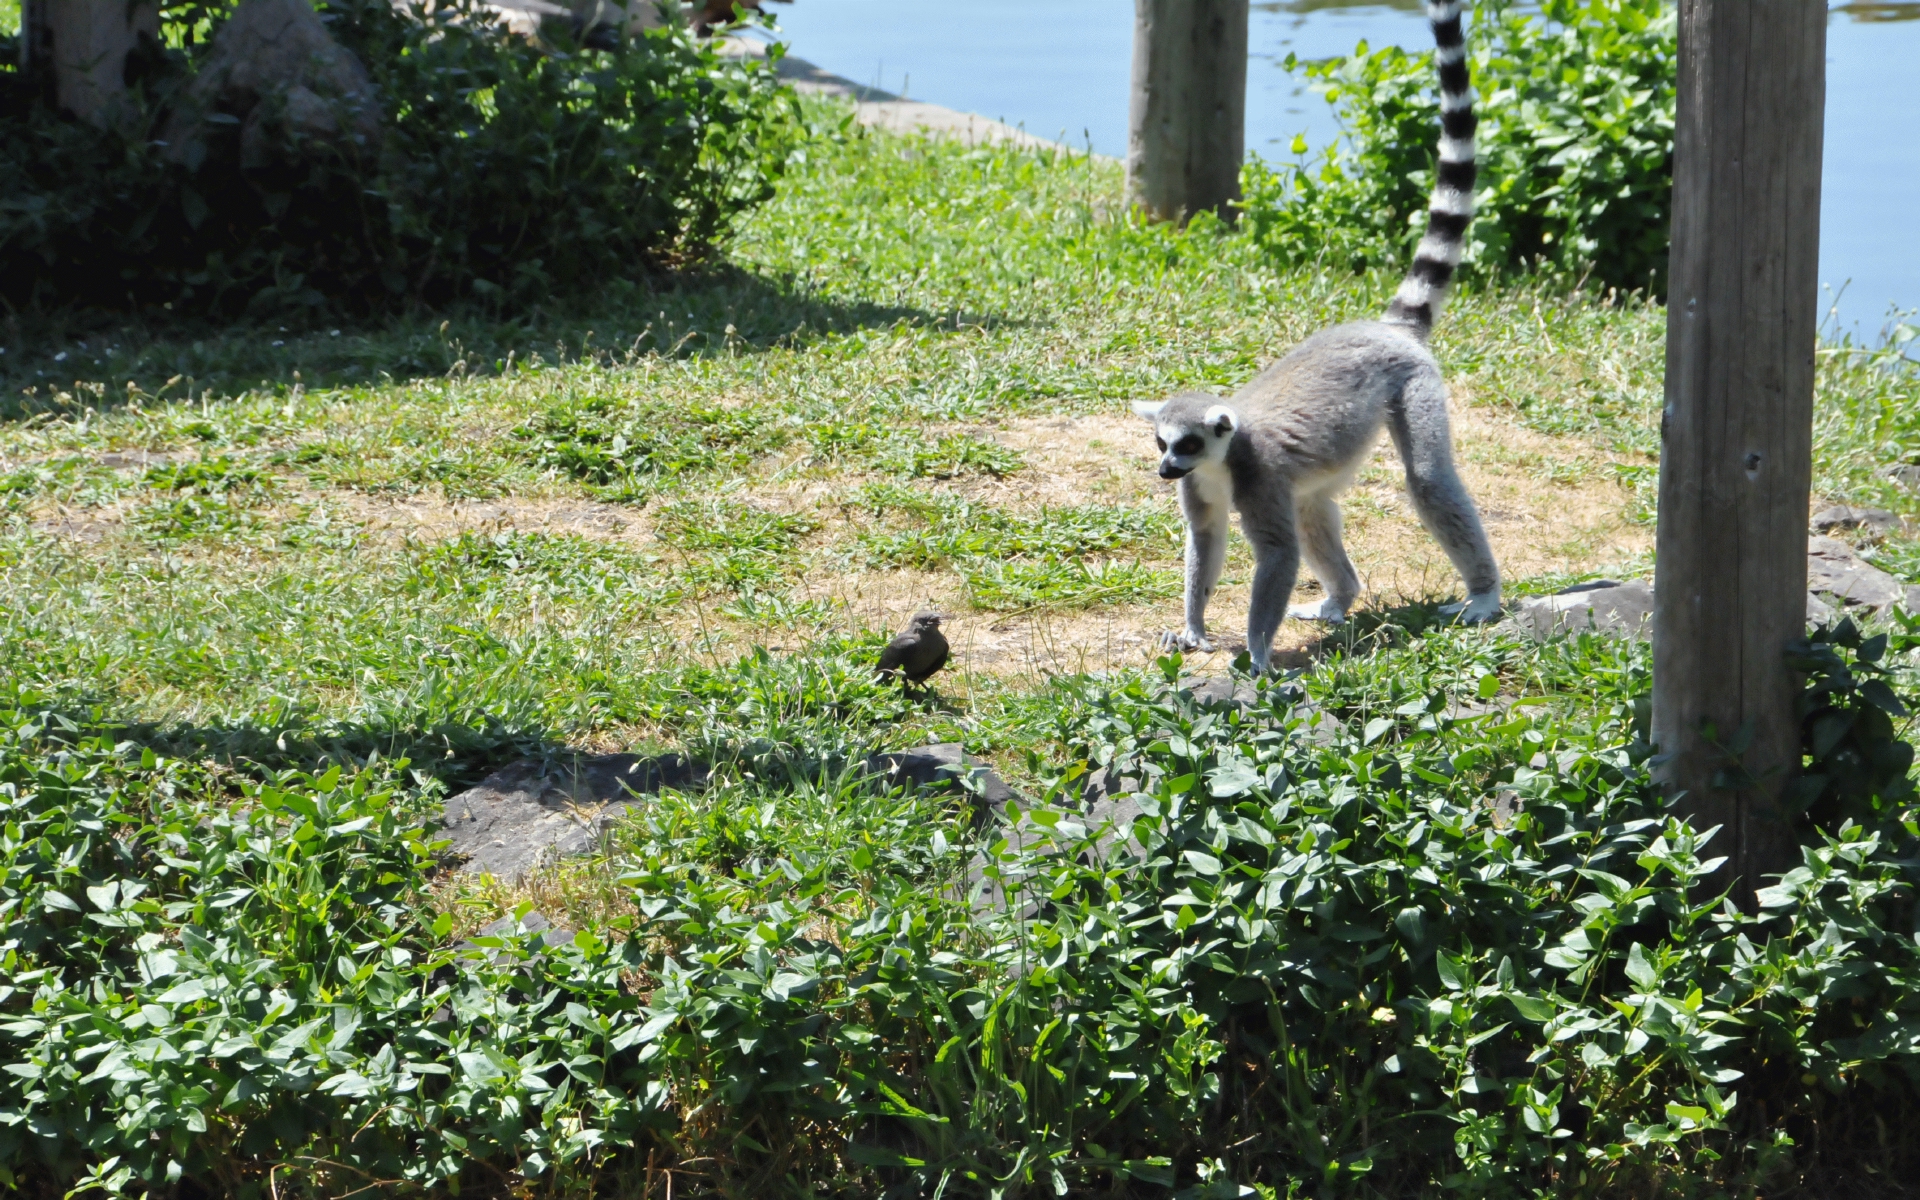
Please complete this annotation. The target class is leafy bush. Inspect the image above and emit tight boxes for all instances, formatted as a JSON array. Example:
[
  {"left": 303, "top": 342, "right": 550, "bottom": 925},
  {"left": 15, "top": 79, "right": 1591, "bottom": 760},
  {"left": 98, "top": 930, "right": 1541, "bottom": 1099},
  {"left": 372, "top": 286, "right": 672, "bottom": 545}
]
[
  {"left": 8, "top": 615, "right": 1920, "bottom": 1197},
  {"left": 1242, "top": 0, "right": 1676, "bottom": 294},
  {"left": 0, "top": 0, "right": 799, "bottom": 314}
]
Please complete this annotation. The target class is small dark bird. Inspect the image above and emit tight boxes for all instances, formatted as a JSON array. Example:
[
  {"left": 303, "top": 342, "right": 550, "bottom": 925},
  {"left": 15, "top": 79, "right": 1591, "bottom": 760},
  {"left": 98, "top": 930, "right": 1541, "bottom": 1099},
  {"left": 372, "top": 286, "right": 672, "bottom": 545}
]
[{"left": 876, "top": 610, "right": 950, "bottom": 688}]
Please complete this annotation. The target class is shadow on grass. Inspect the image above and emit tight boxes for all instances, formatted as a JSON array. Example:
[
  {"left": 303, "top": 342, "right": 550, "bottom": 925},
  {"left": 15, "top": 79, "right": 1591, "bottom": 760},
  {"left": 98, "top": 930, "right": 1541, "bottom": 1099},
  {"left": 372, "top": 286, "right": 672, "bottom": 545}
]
[
  {"left": 0, "top": 261, "right": 1022, "bottom": 419},
  {"left": 102, "top": 708, "right": 560, "bottom": 791},
  {"left": 1268, "top": 595, "right": 1482, "bottom": 670}
]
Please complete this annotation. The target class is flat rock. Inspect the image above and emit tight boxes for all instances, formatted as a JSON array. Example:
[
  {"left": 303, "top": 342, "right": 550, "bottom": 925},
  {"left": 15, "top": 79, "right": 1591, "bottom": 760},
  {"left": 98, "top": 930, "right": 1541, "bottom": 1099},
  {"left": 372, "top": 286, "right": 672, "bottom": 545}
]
[
  {"left": 443, "top": 753, "right": 705, "bottom": 879},
  {"left": 1879, "top": 464, "right": 1920, "bottom": 490},
  {"left": 1807, "top": 536, "right": 1906, "bottom": 611},
  {"left": 1178, "top": 676, "right": 1335, "bottom": 742},
  {"left": 1515, "top": 575, "right": 1855, "bottom": 638},
  {"left": 1185, "top": 674, "right": 1260, "bottom": 709},
  {"left": 455, "top": 910, "right": 573, "bottom": 964},
  {"left": 866, "top": 743, "right": 1018, "bottom": 813},
  {"left": 1811, "top": 504, "right": 1900, "bottom": 541},
  {"left": 1513, "top": 580, "right": 1655, "bottom": 640}
]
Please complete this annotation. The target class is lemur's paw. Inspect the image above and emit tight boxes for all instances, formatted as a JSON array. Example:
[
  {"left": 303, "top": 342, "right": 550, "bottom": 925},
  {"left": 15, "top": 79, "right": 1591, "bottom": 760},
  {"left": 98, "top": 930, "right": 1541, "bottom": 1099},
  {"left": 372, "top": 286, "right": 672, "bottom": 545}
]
[
  {"left": 1287, "top": 598, "right": 1348, "bottom": 625},
  {"left": 1439, "top": 593, "right": 1504, "bottom": 624},
  {"left": 1158, "top": 629, "right": 1215, "bottom": 654}
]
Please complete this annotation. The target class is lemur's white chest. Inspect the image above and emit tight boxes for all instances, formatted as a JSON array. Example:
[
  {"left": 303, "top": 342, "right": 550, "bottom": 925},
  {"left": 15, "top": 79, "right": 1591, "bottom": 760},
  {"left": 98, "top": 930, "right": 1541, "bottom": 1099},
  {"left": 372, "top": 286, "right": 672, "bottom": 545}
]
[{"left": 1185, "top": 458, "right": 1235, "bottom": 510}]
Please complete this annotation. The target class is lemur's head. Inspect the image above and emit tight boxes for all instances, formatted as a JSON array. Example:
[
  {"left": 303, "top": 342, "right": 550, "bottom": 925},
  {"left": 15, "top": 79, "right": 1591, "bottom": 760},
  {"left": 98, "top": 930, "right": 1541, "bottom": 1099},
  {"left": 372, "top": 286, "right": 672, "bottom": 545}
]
[{"left": 1132, "top": 392, "right": 1239, "bottom": 480}]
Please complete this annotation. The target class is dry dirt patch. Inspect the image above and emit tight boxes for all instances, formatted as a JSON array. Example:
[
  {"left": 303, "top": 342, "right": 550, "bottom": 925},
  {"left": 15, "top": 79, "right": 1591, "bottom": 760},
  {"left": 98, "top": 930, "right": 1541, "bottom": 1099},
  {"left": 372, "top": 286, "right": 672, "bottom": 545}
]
[
  {"left": 14, "top": 403, "right": 1651, "bottom": 683},
  {"left": 774, "top": 405, "right": 1652, "bottom": 680}
]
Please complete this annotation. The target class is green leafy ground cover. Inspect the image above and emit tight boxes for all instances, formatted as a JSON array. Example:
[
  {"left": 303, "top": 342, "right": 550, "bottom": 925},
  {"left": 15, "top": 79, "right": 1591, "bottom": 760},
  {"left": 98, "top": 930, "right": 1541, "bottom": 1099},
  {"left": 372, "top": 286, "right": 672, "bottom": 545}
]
[{"left": 4, "top": 98, "right": 1920, "bottom": 1196}]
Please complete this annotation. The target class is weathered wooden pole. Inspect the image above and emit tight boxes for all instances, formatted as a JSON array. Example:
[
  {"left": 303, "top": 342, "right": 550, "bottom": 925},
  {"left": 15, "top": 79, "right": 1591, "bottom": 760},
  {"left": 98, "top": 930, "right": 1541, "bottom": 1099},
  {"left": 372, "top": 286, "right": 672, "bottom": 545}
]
[
  {"left": 1126, "top": 0, "right": 1249, "bottom": 225},
  {"left": 22, "top": 0, "right": 160, "bottom": 124},
  {"left": 1654, "top": 0, "right": 1827, "bottom": 905}
]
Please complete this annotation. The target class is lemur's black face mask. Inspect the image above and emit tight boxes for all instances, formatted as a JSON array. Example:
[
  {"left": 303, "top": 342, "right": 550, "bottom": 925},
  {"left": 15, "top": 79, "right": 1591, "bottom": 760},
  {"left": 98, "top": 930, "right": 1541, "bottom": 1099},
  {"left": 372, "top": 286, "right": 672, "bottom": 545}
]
[{"left": 1156, "top": 433, "right": 1206, "bottom": 479}]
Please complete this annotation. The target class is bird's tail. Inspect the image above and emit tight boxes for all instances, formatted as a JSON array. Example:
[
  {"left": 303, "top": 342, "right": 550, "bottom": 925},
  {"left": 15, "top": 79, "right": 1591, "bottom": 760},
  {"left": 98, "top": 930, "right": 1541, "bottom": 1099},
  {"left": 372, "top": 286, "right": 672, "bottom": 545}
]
[{"left": 1382, "top": 0, "right": 1476, "bottom": 339}]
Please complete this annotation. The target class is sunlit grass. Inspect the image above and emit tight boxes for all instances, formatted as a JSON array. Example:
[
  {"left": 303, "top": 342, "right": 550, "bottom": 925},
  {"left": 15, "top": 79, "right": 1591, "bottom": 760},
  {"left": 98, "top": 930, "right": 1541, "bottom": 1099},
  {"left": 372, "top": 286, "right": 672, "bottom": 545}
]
[{"left": 0, "top": 101, "right": 1913, "bottom": 771}]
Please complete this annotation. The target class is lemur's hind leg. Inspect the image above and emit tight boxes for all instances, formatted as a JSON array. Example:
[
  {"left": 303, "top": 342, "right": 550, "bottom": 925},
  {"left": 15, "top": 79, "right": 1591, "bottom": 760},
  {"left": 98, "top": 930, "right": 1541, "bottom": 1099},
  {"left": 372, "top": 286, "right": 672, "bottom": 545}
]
[
  {"left": 1288, "top": 487, "right": 1362, "bottom": 624},
  {"left": 1386, "top": 368, "right": 1502, "bottom": 622},
  {"left": 1240, "top": 484, "right": 1302, "bottom": 674}
]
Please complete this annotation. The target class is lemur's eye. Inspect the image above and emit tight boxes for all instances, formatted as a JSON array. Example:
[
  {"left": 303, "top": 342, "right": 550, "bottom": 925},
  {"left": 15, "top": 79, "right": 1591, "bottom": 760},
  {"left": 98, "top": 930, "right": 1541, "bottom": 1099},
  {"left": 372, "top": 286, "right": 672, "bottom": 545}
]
[
  {"left": 1154, "top": 438, "right": 1167, "bottom": 452},
  {"left": 1173, "top": 436, "right": 1204, "bottom": 457}
]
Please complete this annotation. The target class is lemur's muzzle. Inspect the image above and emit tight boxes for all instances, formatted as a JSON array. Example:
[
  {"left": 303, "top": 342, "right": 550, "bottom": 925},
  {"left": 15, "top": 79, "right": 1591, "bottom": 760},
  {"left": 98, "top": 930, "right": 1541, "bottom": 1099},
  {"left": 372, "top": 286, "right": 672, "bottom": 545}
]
[{"left": 1159, "top": 462, "right": 1192, "bottom": 480}]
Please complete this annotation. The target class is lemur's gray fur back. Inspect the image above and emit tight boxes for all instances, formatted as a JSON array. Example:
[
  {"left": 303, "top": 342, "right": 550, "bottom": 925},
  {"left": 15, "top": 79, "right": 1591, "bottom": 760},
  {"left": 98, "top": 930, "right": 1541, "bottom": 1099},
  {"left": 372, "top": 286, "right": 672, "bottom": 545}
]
[{"left": 1383, "top": 0, "right": 1476, "bottom": 338}]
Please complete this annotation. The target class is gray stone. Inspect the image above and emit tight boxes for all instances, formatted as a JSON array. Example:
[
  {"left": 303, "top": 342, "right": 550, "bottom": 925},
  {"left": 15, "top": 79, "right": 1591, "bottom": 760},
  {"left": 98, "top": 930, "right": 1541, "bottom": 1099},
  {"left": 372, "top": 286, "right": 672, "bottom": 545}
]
[
  {"left": 1082, "top": 791, "right": 1151, "bottom": 861},
  {"left": 1489, "top": 790, "right": 1523, "bottom": 830},
  {"left": 866, "top": 743, "right": 1017, "bottom": 813},
  {"left": 1292, "top": 705, "right": 1340, "bottom": 745},
  {"left": 455, "top": 909, "right": 573, "bottom": 962},
  {"left": 1811, "top": 504, "right": 1900, "bottom": 541},
  {"left": 160, "top": 0, "right": 382, "bottom": 172},
  {"left": 1444, "top": 698, "right": 1504, "bottom": 721},
  {"left": 1879, "top": 464, "right": 1920, "bottom": 490},
  {"left": 1185, "top": 674, "right": 1260, "bottom": 709},
  {"left": 1512, "top": 580, "right": 1656, "bottom": 641},
  {"left": 443, "top": 753, "right": 705, "bottom": 879},
  {"left": 1514, "top": 572, "right": 1860, "bottom": 637},
  {"left": 1080, "top": 765, "right": 1139, "bottom": 807},
  {"left": 1807, "top": 535, "right": 1905, "bottom": 611}
]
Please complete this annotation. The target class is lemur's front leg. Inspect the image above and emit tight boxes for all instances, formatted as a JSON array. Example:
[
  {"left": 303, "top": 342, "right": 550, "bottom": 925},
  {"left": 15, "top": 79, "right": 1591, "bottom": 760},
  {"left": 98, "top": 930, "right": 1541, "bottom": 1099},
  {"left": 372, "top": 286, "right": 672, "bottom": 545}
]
[{"left": 1160, "top": 472, "right": 1230, "bottom": 654}]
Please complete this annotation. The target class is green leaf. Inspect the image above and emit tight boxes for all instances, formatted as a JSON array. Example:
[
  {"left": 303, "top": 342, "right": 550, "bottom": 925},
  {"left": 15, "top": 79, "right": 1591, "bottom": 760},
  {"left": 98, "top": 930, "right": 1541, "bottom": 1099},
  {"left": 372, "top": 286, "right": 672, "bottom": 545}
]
[
  {"left": 1508, "top": 994, "right": 1555, "bottom": 1022},
  {"left": 1394, "top": 906, "right": 1428, "bottom": 944},
  {"left": 155, "top": 979, "right": 209, "bottom": 1005},
  {"left": 319, "top": 1072, "right": 380, "bottom": 1097},
  {"left": 1625, "top": 942, "right": 1658, "bottom": 991},
  {"left": 1860, "top": 678, "right": 1908, "bottom": 716},
  {"left": 1183, "top": 850, "right": 1223, "bottom": 876},
  {"left": 1207, "top": 757, "right": 1262, "bottom": 798}
]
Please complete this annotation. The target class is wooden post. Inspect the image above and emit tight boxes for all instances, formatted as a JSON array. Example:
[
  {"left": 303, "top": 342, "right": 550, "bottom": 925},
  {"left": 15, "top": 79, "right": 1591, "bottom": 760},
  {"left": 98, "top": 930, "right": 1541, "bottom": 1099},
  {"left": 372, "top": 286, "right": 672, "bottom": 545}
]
[
  {"left": 1126, "top": 0, "right": 1248, "bottom": 225},
  {"left": 22, "top": 0, "right": 160, "bottom": 125},
  {"left": 1654, "top": 0, "right": 1827, "bottom": 905}
]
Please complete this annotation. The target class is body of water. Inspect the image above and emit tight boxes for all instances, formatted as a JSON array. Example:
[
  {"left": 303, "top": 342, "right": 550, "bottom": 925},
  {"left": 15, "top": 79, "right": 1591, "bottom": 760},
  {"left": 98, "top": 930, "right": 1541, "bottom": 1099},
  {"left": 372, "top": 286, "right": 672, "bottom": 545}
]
[{"left": 767, "top": 0, "right": 1919, "bottom": 344}]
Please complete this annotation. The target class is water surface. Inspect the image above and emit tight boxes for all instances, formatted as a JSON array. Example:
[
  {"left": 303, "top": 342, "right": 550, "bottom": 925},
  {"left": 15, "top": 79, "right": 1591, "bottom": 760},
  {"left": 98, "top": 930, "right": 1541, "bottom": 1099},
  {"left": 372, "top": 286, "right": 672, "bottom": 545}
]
[{"left": 770, "top": 0, "right": 1920, "bottom": 343}]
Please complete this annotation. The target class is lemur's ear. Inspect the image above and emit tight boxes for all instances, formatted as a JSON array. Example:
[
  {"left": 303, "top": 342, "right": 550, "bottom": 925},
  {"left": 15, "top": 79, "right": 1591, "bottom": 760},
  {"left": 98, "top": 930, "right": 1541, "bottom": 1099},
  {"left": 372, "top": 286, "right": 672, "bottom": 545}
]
[
  {"left": 1205, "top": 405, "right": 1239, "bottom": 436},
  {"left": 1131, "top": 400, "right": 1167, "bottom": 421}
]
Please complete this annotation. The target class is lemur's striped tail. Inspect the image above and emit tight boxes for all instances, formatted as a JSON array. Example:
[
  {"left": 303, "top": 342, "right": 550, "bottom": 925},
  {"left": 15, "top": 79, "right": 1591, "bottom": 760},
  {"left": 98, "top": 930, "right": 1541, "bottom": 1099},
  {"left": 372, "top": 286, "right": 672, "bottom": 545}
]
[{"left": 1383, "top": 0, "right": 1476, "bottom": 338}]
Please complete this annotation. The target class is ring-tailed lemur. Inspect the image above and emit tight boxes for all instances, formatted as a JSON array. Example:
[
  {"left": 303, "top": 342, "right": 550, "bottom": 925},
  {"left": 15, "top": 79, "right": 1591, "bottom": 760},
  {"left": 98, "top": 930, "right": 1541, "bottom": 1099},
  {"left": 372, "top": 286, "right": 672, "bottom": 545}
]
[{"left": 1133, "top": 0, "right": 1499, "bottom": 675}]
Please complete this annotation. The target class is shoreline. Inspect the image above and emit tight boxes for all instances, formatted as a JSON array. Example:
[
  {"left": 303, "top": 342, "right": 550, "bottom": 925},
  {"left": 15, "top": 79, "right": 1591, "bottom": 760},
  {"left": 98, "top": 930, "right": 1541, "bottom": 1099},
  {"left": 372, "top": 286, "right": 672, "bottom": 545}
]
[{"left": 729, "top": 36, "right": 1112, "bottom": 159}]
